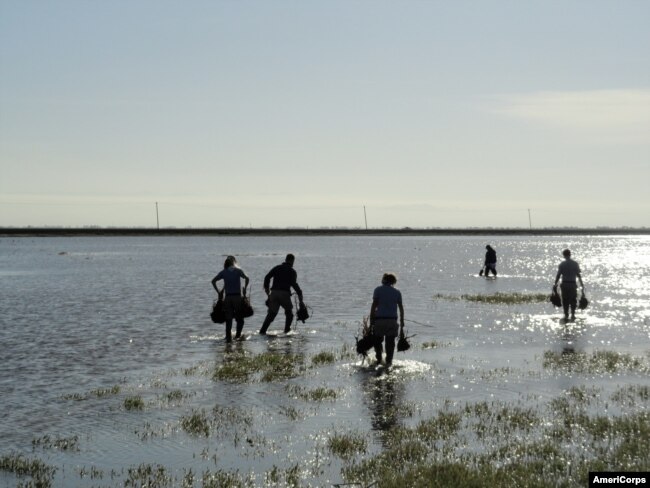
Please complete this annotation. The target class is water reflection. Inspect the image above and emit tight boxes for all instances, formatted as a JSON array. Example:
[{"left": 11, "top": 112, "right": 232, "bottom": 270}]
[{"left": 358, "top": 367, "right": 406, "bottom": 440}]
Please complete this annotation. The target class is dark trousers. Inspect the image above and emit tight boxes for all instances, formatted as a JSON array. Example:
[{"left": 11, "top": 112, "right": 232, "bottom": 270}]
[
  {"left": 224, "top": 295, "right": 244, "bottom": 341},
  {"left": 373, "top": 334, "right": 397, "bottom": 365},
  {"left": 560, "top": 283, "right": 578, "bottom": 318}
]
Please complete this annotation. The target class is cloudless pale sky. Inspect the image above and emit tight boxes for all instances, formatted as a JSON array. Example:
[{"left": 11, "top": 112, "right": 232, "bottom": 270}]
[{"left": 1, "top": 1, "right": 649, "bottom": 228}]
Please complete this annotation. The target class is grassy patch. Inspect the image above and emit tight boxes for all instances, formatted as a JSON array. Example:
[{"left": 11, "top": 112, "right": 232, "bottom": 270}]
[
  {"left": 124, "top": 463, "right": 171, "bottom": 488},
  {"left": 421, "top": 341, "right": 440, "bottom": 349},
  {"left": 311, "top": 351, "right": 336, "bottom": 366},
  {"left": 202, "top": 469, "right": 254, "bottom": 488},
  {"left": 460, "top": 292, "right": 548, "bottom": 304},
  {"left": 213, "top": 351, "right": 305, "bottom": 383},
  {"left": 124, "top": 395, "right": 145, "bottom": 411},
  {"left": 543, "top": 350, "right": 648, "bottom": 374},
  {"left": 328, "top": 431, "right": 368, "bottom": 460},
  {"left": 180, "top": 409, "right": 212, "bottom": 437},
  {"left": 286, "top": 384, "right": 338, "bottom": 402},
  {"left": 90, "top": 385, "right": 121, "bottom": 397},
  {"left": 0, "top": 454, "right": 57, "bottom": 486},
  {"left": 32, "top": 434, "right": 79, "bottom": 451}
]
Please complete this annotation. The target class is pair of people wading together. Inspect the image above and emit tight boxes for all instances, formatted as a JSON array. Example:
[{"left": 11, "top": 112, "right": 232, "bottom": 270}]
[
  {"left": 368, "top": 273, "right": 405, "bottom": 368},
  {"left": 211, "top": 253, "right": 304, "bottom": 341},
  {"left": 211, "top": 256, "right": 250, "bottom": 342}
]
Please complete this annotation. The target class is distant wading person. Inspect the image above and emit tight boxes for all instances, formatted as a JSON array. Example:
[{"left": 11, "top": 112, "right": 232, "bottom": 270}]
[
  {"left": 260, "top": 254, "right": 304, "bottom": 335},
  {"left": 369, "top": 273, "right": 404, "bottom": 368},
  {"left": 484, "top": 245, "right": 497, "bottom": 277},
  {"left": 553, "top": 249, "right": 584, "bottom": 322},
  {"left": 211, "top": 256, "right": 250, "bottom": 342}
]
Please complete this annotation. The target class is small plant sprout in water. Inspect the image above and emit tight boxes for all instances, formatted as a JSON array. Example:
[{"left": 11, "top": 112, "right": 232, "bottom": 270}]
[{"left": 124, "top": 395, "right": 145, "bottom": 411}]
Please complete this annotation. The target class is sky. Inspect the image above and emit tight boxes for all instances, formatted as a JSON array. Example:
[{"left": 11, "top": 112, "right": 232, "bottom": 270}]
[{"left": 1, "top": 1, "right": 649, "bottom": 229}]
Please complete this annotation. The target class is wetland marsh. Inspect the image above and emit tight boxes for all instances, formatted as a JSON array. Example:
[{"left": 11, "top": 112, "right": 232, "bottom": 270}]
[{"left": 1, "top": 235, "right": 649, "bottom": 487}]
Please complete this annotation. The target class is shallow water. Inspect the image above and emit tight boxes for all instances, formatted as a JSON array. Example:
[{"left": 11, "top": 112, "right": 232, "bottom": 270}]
[{"left": 1, "top": 235, "right": 649, "bottom": 486}]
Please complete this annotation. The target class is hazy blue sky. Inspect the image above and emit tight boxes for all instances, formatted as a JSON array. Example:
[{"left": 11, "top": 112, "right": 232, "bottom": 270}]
[{"left": 1, "top": 1, "right": 649, "bottom": 228}]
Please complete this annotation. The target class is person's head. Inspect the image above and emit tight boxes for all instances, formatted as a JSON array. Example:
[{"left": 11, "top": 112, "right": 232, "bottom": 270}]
[
  {"left": 562, "top": 249, "right": 571, "bottom": 258},
  {"left": 224, "top": 255, "right": 237, "bottom": 269},
  {"left": 285, "top": 253, "right": 295, "bottom": 266},
  {"left": 486, "top": 245, "right": 493, "bottom": 251},
  {"left": 381, "top": 273, "right": 397, "bottom": 286}
]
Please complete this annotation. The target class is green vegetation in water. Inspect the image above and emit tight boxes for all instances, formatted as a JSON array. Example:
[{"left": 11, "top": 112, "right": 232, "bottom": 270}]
[
  {"left": 61, "top": 384, "right": 121, "bottom": 401},
  {"left": 202, "top": 469, "right": 254, "bottom": 488},
  {"left": 0, "top": 454, "right": 57, "bottom": 487},
  {"left": 328, "top": 431, "right": 368, "bottom": 460},
  {"left": 611, "top": 384, "right": 650, "bottom": 406},
  {"left": 181, "top": 405, "right": 253, "bottom": 438},
  {"left": 124, "top": 395, "right": 145, "bottom": 411},
  {"left": 286, "top": 384, "right": 339, "bottom": 402},
  {"left": 311, "top": 350, "right": 336, "bottom": 366},
  {"left": 433, "top": 292, "right": 548, "bottom": 304},
  {"left": 32, "top": 434, "right": 79, "bottom": 451},
  {"left": 213, "top": 351, "right": 304, "bottom": 383},
  {"left": 543, "top": 350, "right": 648, "bottom": 374},
  {"left": 462, "top": 292, "right": 548, "bottom": 304},
  {"left": 340, "top": 393, "right": 650, "bottom": 488},
  {"left": 180, "top": 409, "right": 212, "bottom": 437},
  {"left": 421, "top": 341, "right": 440, "bottom": 349},
  {"left": 124, "top": 463, "right": 171, "bottom": 488}
]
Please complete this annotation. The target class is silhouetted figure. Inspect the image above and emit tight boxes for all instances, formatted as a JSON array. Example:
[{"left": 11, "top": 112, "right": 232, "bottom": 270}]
[
  {"left": 259, "top": 254, "right": 304, "bottom": 335},
  {"left": 369, "top": 273, "right": 404, "bottom": 368},
  {"left": 553, "top": 249, "right": 584, "bottom": 322},
  {"left": 211, "top": 256, "right": 250, "bottom": 342},
  {"left": 484, "top": 245, "right": 497, "bottom": 277}
]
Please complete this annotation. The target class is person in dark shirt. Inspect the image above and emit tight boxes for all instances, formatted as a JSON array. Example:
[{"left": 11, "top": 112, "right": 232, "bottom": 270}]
[
  {"left": 484, "top": 245, "right": 497, "bottom": 277},
  {"left": 259, "top": 254, "right": 304, "bottom": 334},
  {"left": 369, "top": 273, "right": 404, "bottom": 368},
  {"left": 553, "top": 249, "right": 584, "bottom": 322}
]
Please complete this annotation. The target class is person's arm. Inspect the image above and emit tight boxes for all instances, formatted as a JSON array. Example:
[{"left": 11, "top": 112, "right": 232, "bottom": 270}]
[
  {"left": 241, "top": 270, "right": 250, "bottom": 296},
  {"left": 369, "top": 298, "right": 378, "bottom": 324},
  {"left": 211, "top": 271, "right": 223, "bottom": 293},
  {"left": 263, "top": 268, "right": 273, "bottom": 296},
  {"left": 577, "top": 272, "right": 584, "bottom": 289},
  {"left": 398, "top": 302, "right": 405, "bottom": 334},
  {"left": 291, "top": 269, "right": 303, "bottom": 302},
  {"left": 554, "top": 265, "right": 561, "bottom": 287}
]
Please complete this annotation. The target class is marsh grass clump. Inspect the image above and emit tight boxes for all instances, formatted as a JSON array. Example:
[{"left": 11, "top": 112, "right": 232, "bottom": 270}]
[
  {"left": 421, "top": 341, "right": 440, "bottom": 349},
  {"left": 202, "top": 469, "right": 254, "bottom": 488},
  {"left": 32, "top": 434, "right": 79, "bottom": 451},
  {"left": 543, "top": 350, "right": 648, "bottom": 374},
  {"left": 279, "top": 406, "right": 302, "bottom": 421},
  {"left": 0, "top": 454, "right": 57, "bottom": 487},
  {"left": 90, "top": 385, "right": 120, "bottom": 398},
  {"left": 164, "top": 389, "right": 186, "bottom": 402},
  {"left": 285, "top": 384, "right": 338, "bottom": 402},
  {"left": 213, "top": 351, "right": 305, "bottom": 383},
  {"left": 180, "top": 409, "right": 212, "bottom": 437},
  {"left": 328, "top": 431, "right": 368, "bottom": 460},
  {"left": 212, "top": 405, "right": 253, "bottom": 430},
  {"left": 124, "top": 463, "right": 171, "bottom": 488},
  {"left": 461, "top": 292, "right": 548, "bottom": 304},
  {"left": 124, "top": 395, "right": 145, "bottom": 411},
  {"left": 311, "top": 351, "right": 336, "bottom": 366},
  {"left": 611, "top": 385, "right": 650, "bottom": 406}
]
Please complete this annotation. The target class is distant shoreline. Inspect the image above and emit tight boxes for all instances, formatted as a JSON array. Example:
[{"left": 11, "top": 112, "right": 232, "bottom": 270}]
[{"left": 1, "top": 227, "right": 649, "bottom": 237}]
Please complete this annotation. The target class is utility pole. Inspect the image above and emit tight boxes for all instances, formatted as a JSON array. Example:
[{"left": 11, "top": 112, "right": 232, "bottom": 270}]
[
  {"left": 528, "top": 209, "right": 532, "bottom": 230},
  {"left": 363, "top": 206, "right": 368, "bottom": 230},
  {"left": 156, "top": 202, "right": 160, "bottom": 230}
]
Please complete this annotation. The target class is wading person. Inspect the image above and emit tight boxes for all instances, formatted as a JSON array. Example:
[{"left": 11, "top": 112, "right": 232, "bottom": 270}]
[
  {"left": 553, "top": 249, "right": 584, "bottom": 322},
  {"left": 259, "top": 254, "right": 304, "bottom": 335},
  {"left": 484, "top": 245, "right": 497, "bottom": 277},
  {"left": 369, "top": 273, "right": 404, "bottom": 368},
  {"left": 211, "top": 255, "right": 250, "bottom": 342}
]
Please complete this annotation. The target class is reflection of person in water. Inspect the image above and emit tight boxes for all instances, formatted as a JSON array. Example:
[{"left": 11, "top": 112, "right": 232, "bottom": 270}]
[
  {"left": 553, "top": 249, "right": 584, "bottom": 322},
  {"left": 484, "top": 245, "right": 497, "bottom": 277},
  {"left": 360, "top": 373, "right": 405, "bottom": 437}
]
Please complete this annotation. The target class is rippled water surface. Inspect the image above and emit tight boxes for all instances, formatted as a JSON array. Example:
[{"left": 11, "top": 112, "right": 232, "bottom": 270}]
[{"left": 1, "top": 235, "right": 649, "bottom": 486}]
